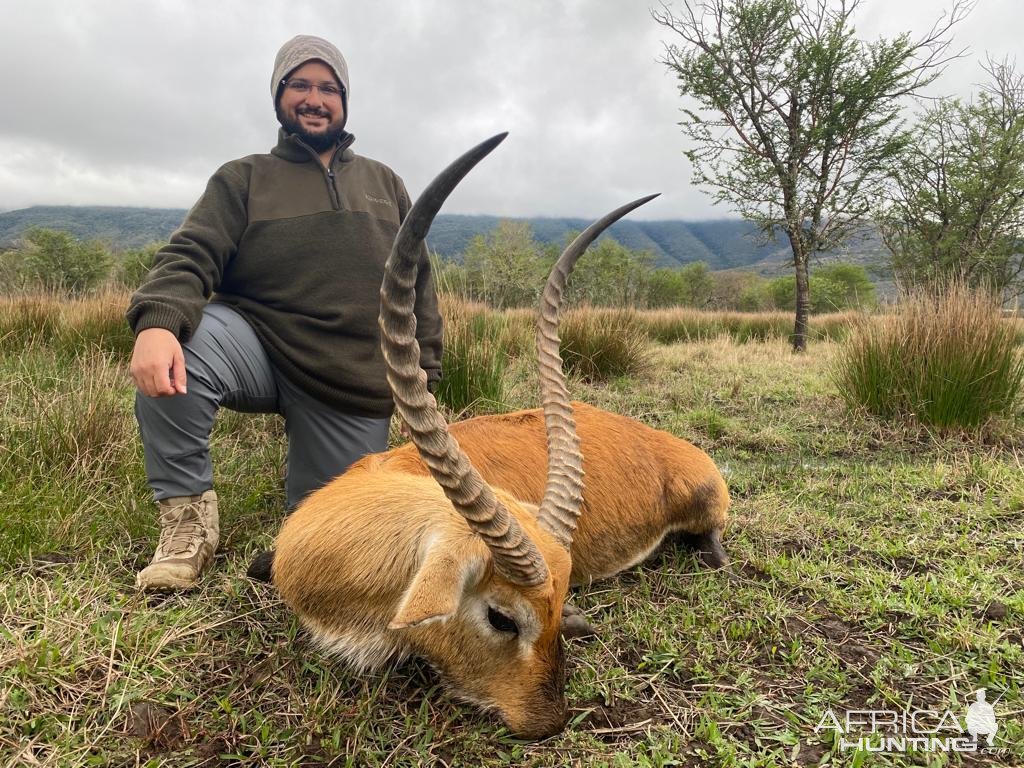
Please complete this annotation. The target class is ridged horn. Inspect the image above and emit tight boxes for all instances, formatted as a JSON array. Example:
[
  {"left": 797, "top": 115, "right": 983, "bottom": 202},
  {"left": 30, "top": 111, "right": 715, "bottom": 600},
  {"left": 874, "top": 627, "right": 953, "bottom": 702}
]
[
  {"left": 378, "top": 133, "right": 549, "bottom": 587},
  {"left": 535, "top": 194, "right": 661, "bottom": 549}
]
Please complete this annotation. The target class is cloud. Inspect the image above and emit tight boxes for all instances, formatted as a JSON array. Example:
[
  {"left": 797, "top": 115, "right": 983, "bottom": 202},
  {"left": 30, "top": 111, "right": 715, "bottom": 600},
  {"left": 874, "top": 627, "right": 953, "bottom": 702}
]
[{"left": 1, "top": 0, "right": 1021, "bottom": 219}]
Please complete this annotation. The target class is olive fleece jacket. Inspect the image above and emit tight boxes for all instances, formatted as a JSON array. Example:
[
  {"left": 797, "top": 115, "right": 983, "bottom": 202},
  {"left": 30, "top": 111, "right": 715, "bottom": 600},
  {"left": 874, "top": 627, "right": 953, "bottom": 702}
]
[{"left": 126, "top": 130, "right": 443, "bottom": 418}]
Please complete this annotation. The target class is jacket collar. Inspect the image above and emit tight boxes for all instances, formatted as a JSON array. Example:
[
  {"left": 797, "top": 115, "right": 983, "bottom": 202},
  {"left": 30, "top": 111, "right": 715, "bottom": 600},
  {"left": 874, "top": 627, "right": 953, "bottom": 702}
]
[{"left": 271, "top": 128, "right": 356, "bottom": 165}]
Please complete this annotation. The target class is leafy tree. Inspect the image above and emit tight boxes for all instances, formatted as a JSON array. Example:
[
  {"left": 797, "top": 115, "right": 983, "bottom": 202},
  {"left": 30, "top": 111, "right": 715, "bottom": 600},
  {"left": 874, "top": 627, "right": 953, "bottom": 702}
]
[
  {"left": 767, "top": 275, "right": 797, "bottom": 310},
  {"left": 114, "top": 242, "right": 163, "bottom": 288},
  {"left": 647, "top": 261, "right": 715, "bottom": 307},
  {"left": 0, "top": 247, "right": 26, "bottom": 292},
  {"left": 12, "top": 228, "right": 113, "bottom": 294},
  {"left": 654, "top": 0, "right": 967, "bottom": 350},
  {"left": 879, "top": 59, "right": 1024, "bottom": 298},
  {"left": 566, "top": 237, "right": 653, "bottom": 307},
  {"left": 709, "top": 270, "right": 773, "bottom": 311},
  {"left": 462, "top": 220, "right": 547, "bottom": 308},
  {"left": 769, "top": 262, "right": 876, "bottom": 311},
  {"left": 813, "top": 262, "right": 876, "bottom": 309}
]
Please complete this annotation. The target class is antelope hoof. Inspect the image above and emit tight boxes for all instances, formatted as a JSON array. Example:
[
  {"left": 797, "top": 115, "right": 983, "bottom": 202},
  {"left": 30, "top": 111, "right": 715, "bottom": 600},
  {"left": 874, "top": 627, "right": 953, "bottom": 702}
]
[
  {"left": 247, "top": 549, "right": 276, "bottom": 583},
  {"left": 683, "top": 530, "right": 730, "bottom": 570},
  {"left": 561, "top": 602, "right": 597, "bottom": 639}
]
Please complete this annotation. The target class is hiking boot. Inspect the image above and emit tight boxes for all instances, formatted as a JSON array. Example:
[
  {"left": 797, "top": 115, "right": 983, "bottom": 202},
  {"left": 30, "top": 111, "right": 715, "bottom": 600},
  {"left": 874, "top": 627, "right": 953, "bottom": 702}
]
[{"left": 136, "top": 490, "right": 220, "bottom": 591}]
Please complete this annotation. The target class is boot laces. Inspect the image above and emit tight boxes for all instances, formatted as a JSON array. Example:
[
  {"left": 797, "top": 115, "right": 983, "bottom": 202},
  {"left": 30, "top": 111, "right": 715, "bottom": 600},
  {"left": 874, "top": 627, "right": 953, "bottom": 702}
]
[{"left": 156, "top": 499, "right": 208, "bottom": 558}]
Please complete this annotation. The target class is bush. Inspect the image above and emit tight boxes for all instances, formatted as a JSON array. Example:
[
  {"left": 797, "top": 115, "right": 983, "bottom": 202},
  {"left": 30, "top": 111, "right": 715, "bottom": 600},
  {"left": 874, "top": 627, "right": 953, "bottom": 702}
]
[
  {"left": 768, "top": 264, "right": 877, "bottom": 313},
  {"left": 708, "top": 271, "right": 774, "bottom": 311},
  {"left": 559, "top": 307, "right": 651, "bottom": 382},
  {"left": 12, "top": 228, "right": 113, "bottom": 295},
  {"left": 565, "top": 238, "right": 652, "bottom": 307},
  {"left": 461, "top": 221, "right": 548, "bottom": 308},
  {"left": 114, "top": 242, "right": 162, "bottom": 288},
  {"left": 833, "top": 280, "right": 1024, "bottom": 430},
  {"left": 646, "top": 262, "right": 714, "bottom": 308}
]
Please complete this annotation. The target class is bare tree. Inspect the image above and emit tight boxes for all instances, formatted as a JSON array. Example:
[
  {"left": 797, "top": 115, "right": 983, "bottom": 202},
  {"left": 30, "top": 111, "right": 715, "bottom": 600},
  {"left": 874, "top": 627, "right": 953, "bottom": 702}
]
[{"left": 654, "top": 0, "right": 970, "bottom": 350}]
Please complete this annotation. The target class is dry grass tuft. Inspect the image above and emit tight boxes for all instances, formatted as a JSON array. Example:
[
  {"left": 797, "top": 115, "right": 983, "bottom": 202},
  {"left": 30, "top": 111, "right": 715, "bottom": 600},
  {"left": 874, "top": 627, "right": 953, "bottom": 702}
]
[
  {"left": 560, "top": 306, "right": 652, "bottom": 382},
  {"left": 0, "top": 288, "right": 134, "bottom": 359},
  {"left": 640, "top": 308, "right": 855, "bottom": 344}
]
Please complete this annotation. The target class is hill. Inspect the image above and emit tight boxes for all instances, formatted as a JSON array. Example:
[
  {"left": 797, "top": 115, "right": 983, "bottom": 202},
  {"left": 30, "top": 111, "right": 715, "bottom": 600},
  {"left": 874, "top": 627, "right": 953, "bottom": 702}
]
[
  {"left": 0, "top": 206, "right": 892, "bottom": 277},
  {"left": 0, "top": 206, "right": 190, "bottom": 250}
]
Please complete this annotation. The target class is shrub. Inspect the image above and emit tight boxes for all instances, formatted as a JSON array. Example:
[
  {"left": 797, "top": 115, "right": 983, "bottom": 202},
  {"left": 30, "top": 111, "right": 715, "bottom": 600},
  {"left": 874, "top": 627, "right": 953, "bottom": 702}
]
[
  {"left": 114, "top": 242, "right": 162, "bottom": 288},
  {"left": 645, "top": 262, "right": 714, "bottom": 308},
  {"left": 559, "top": 307, "right": 651, "bottom": 382},
  {"left": 565, "top": 238, "right": 652, "bottom": 307},
  {"left": 461, "top": 221, "right": 548, "bottom": 308},
  {"left": 833, "top": 280, "right": 1024, "bottom": 430},
  {"left": 768, "top": 264, "right": 877, "bottom": 313},
  {"left": 13, "top": 228, "right": 113, "bottom": 295},
  {"left": 708, "top": 271, "right": 774, "bottom": 311}
]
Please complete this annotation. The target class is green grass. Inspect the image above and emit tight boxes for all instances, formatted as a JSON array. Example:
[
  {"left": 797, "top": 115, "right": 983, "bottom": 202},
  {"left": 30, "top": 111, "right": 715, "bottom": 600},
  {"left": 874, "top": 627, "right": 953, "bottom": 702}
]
[
  {"left": 434, "top": 296, "right": 521, "bottom": 415},
  {"left": 834, "top": 282, "right": 1024, "bottom": 430},
  {"left": 1, "top": 294, "right": 1022, "bottom": 766}
]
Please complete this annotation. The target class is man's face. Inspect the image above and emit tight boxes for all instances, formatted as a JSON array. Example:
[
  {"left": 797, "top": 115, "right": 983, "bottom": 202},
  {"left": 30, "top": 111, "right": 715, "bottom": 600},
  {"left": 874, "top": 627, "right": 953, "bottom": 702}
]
[{"left": 276, "top": 60, "right": 346, "bottom": 153}]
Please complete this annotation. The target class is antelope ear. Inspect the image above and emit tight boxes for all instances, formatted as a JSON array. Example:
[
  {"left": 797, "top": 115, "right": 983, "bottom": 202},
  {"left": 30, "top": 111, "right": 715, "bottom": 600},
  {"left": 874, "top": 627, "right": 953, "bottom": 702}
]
[{"left": 389, "top": 539, "right": 486, "bottom": 629}]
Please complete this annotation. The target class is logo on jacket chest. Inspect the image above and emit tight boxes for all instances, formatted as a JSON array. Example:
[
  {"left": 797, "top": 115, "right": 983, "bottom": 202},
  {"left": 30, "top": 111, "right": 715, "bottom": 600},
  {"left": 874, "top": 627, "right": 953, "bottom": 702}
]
[{"left": 364, "top": 192, "right": 394, "bottom": 208}]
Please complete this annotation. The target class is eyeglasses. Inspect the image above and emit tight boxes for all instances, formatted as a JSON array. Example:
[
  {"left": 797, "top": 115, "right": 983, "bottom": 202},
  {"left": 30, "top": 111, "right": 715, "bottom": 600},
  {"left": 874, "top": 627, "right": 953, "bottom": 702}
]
[{"left": 281, "top": 79, "right": 344, "bottom": 99}]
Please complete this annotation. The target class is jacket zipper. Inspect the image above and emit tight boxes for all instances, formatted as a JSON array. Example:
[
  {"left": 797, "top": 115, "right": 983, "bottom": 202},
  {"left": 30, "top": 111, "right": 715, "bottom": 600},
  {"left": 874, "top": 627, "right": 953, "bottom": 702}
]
[
  {"left": 295, "top": 137, "right": 342, "bottom": 210},
  {"left": 325, "top": 166, "right": 339, "bottom": 209}
]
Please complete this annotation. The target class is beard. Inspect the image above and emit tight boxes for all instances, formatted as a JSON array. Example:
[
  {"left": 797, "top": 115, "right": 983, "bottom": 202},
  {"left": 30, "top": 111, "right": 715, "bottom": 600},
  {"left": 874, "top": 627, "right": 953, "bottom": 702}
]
[{"left": 277, "top": 106, "right": 347, "bottom": 153}]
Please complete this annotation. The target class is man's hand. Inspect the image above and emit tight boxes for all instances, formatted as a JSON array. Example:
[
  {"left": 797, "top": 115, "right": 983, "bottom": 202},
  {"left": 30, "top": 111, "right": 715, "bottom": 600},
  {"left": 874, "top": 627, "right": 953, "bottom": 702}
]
[{"left": 130, "top": 328, "right": 187, "bottom": 397}]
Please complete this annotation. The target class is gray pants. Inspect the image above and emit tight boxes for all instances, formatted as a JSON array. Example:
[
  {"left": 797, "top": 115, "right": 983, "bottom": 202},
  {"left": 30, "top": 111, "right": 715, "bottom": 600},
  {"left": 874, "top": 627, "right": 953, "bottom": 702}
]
[{"left": 135, "top": 302, "right": 390, "bottom": 511}]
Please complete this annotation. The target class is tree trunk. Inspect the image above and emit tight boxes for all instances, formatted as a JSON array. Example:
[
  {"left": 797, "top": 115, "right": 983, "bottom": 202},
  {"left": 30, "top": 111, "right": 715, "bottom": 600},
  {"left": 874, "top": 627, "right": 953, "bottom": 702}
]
[{"left": 791, "top": 237, "right": 810, "bottom": 353}]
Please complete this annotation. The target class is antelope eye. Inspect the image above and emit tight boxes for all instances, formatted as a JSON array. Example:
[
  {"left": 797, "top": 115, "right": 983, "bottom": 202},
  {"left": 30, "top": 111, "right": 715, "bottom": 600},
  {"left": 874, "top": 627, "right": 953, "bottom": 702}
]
[{"left": 487, "top": 606, "right": 519, "bottom": 635}]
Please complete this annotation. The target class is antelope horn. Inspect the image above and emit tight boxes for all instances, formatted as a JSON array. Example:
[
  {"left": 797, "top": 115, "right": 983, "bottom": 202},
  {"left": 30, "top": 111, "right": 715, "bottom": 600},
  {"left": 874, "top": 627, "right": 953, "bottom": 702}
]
[
  {"left": 378, "top": 133, "right": 549, "bottom": 587},
  {"left": 534, "top": 194, "right": 661, "bottom": 549}
]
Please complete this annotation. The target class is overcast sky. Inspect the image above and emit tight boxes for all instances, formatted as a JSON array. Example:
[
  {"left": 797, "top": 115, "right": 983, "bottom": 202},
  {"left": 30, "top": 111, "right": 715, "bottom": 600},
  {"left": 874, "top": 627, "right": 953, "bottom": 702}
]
[{"left": 0, "top": 0, "right": 1020, "bottom": 220}]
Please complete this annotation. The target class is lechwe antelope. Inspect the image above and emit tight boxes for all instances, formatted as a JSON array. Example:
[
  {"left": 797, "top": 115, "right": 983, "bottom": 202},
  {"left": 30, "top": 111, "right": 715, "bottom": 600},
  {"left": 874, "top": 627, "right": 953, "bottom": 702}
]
[
  {"left": 272, "top": 133, "right": 657, "bottom": 739},
  {"left": 377, "top": 403, "right": 730, "bottom": 586}
]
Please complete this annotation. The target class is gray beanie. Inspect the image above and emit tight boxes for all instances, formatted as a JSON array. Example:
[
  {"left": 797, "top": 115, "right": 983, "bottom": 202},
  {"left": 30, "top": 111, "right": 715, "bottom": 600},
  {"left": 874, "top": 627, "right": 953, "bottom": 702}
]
[{"left": 272, "top": 35, "right": 350, "bottom": 108}]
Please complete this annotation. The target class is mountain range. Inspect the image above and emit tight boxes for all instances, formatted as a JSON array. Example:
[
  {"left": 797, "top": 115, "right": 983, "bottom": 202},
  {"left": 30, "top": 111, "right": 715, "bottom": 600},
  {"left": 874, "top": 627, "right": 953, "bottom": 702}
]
[{"left": 0, "top": 205, "right": 893, "bottom": 279}]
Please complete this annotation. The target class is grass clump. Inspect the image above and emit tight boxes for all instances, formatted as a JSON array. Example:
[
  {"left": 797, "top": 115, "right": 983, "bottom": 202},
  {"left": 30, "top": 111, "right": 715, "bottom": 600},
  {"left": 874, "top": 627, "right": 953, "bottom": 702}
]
[
  {"left": 0, "top": 294, "right": 63, "bottom": 350},
  {"left": 435, "top": 296, "right": 515, "bottom": 415},
  {"left": 0, "top": 289, "right": 135, "bottom": 360},
  {"left": 559, "top": 306, "right": 651, "bottom": 382},
  {"left": 833, "top": 280, "right": 1024, "bottom": 430}
]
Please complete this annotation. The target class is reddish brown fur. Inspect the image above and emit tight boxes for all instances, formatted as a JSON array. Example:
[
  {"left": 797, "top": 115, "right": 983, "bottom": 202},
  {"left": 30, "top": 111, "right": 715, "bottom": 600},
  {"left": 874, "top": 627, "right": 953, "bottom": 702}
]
[
  {"left": 274, "top": 467, "right": 573, "bottom": 738},
  {"left": 273, "top": 400, "right": 728, "bottom": 735},
  {"left": 370, "top": 401, "right": 730, "bottom": 584}
]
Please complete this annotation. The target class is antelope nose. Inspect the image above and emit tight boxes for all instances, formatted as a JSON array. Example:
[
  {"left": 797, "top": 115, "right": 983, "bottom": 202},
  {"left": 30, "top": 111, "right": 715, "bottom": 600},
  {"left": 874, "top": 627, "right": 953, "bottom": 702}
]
[{"left": 510, "top": 702, "right": 569, "bottom": 741}]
